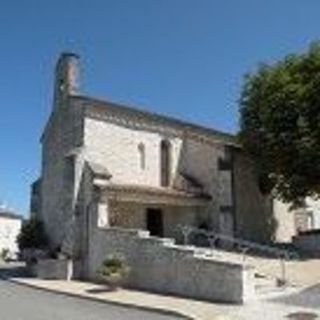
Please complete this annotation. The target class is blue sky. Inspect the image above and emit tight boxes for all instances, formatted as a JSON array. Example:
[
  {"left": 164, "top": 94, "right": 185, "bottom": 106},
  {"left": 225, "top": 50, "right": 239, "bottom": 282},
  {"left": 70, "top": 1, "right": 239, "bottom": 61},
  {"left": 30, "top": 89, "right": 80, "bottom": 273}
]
[{"left": 1, "top": 0, "right": 320, "bottom": 216}]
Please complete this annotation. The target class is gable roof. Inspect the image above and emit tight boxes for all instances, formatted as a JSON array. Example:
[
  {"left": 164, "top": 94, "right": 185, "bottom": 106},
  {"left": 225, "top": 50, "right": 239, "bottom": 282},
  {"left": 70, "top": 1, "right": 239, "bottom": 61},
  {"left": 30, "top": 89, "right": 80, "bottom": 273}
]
[{"left": 72, "top": 95, "right": 238, "bottom": 146}]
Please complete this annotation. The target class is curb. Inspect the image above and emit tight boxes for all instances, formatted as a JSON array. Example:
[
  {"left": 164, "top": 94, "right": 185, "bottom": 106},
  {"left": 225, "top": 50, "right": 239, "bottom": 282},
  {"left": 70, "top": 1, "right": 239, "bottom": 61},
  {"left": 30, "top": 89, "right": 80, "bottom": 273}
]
[{"left": 7, "top": 278, "right": 195, "bottom": 320}]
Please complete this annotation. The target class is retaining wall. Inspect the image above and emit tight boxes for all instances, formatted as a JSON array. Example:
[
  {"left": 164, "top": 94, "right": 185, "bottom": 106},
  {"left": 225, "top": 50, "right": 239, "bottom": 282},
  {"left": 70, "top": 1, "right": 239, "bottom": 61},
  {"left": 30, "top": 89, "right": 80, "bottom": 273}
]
[
  {"left": 293, "top": 231, "right": 320, "bottom": 253},
  {"left": 35, "top": 259, "right": 73, "bottom": 280},
  {"left": 88, "top": 227, "right": 254, "bottom": 303}
]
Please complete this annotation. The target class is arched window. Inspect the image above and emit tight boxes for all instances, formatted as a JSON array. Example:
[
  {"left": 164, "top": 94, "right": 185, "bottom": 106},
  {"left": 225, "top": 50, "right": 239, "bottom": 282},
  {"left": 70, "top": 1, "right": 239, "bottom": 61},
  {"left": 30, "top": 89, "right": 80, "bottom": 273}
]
[
  {"left": 138, "top": 143, "right": 146, "bottom": 170},
  {"left": 160, "top": 140, "right": 171, "bottom": 187}
]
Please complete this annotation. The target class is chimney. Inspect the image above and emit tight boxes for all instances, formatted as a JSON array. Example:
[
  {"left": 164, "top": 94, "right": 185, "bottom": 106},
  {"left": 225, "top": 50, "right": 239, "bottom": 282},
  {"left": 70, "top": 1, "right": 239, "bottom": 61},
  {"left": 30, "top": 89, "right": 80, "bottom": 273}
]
[{"left": 53, "top": 52, "right": 80, "bottom": 108}]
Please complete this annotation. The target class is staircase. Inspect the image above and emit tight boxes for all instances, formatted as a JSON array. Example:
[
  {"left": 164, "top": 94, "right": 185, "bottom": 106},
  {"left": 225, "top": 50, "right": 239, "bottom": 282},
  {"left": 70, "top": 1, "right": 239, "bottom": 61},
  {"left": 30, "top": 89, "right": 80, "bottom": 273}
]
[{"left": 178, "top": 225, "right": 300, "bottom": 297}]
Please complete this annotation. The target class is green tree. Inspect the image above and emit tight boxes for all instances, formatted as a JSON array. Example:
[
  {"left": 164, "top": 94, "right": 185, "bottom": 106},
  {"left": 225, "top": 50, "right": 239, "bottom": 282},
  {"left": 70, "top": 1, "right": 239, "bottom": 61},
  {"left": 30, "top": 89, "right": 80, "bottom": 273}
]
[
  {"left": 17, "top": 217, "right": 49, "bottom": 250},
  {"left": 239, "top": 42, "right": 320, "bottom": 205}
]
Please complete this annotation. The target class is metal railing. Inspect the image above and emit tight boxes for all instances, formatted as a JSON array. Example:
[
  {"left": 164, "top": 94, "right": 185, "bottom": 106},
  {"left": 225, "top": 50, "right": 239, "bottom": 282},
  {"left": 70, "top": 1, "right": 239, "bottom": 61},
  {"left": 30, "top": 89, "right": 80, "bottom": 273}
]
[{"left": 177, "top": 225, "right": 299, "bottom": 285}]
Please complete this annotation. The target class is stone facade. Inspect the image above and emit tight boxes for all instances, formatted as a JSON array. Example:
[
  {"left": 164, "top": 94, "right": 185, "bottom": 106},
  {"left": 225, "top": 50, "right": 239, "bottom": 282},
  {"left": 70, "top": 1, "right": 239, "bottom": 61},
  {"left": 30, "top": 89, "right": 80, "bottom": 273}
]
[
  {"left": 106, "top": 200, "right": 199, "bottom": 240},
  {"left": 35, "top": 259, "right": 73, "bottom": 280},
  {"left": 88, "top": 224, "right": 254, "bottom": 303},
  {"left": 30, "top": 178, "right": 41, "bottom": 218},
  {"left": 32, "top": 52, "right": 311, "bottom": 290},
  {"left": 36, "top": 53, "right": 241, "bottom": 252},
  {"left": 293, "top": 230, "right": 320, "bottom": 254},
  {"left": 233, "top": 151, "right": 276, "bottom": 243},
  {"left": 82, "top": 111, "right": 234, "bottom": 234}
]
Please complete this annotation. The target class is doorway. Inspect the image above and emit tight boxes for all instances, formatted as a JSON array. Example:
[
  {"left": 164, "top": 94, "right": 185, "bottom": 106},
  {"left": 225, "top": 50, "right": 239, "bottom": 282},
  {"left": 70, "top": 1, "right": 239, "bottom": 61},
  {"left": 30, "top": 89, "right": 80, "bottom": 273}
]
[{"left": 146, "top": 208, "right": 163, "bottom": 237}]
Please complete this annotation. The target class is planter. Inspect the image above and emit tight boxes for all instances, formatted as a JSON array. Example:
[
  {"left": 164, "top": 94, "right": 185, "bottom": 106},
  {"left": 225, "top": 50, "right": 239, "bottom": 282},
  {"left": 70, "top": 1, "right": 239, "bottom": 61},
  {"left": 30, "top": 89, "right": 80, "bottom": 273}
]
[
  {"left": 35, "top": 259, "right": 73, "bottom": 280},
  {"left": 97, "top": 255, "right": 130, "bottom": 291},
  {"left": 102, "top": 273, "right": 124, "bottom": 291}
]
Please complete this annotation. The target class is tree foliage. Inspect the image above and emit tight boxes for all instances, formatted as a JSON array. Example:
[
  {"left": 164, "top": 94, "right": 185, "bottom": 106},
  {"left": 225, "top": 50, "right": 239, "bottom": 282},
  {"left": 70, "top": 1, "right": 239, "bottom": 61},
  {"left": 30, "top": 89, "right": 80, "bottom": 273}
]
[
  {"left": 17, "top": 217, "right": 49, "bottom": 250},
  {"left": 239, "top": 42, "right": 320, "bottom": 205}
]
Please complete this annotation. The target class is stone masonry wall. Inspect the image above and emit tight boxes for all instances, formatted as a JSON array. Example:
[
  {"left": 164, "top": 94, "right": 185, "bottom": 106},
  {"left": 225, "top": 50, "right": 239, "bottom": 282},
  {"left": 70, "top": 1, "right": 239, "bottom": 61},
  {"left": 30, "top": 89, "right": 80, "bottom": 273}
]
[
  {"left": 83, "top": 114, "right": 233, "bottom": 233},
  {"left": 84, "top": 116, "right": 183, "bottom": 187},
  {"left": 108, "top": 200, "right": 198, "bottom": 241},
  {"left": 41, "top": 98, "right": 84, "bottom": 248},
  {"left": 293, "top": 232, "right": 320, "bottom": 253},
  {"left": 233, "top": 150, "right": 275, "bottom": 243},
  {"left": 88, "top": 226, "right": 254, "bottom": 303}
]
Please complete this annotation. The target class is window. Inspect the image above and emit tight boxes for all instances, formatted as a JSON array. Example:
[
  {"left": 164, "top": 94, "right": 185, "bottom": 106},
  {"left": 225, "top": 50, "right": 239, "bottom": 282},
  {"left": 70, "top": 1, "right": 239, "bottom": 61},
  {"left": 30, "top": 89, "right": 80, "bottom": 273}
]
[
  {"left": 218, "top": 146, "right": 233, "bottom": 171},
  {"left": 160, "top": 140, "right": 171, "bottom": 187},
  {"left": 138, "top": 143, "right": 146, "bottom": 170}
]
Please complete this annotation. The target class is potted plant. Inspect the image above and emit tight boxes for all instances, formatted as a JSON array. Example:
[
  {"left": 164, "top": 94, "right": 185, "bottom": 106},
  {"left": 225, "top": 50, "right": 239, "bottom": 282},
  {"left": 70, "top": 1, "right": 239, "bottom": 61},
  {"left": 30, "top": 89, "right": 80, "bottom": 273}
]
[{"left": 97, "top": 254, "right": 130, "bottom": 290}]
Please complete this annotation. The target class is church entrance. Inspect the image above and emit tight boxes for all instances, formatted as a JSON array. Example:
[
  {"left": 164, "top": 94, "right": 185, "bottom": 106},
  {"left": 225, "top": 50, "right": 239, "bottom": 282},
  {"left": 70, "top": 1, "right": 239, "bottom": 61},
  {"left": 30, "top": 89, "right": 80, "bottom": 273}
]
[{"left": 146, "top": 208, "right": 163, "bottom": 237}]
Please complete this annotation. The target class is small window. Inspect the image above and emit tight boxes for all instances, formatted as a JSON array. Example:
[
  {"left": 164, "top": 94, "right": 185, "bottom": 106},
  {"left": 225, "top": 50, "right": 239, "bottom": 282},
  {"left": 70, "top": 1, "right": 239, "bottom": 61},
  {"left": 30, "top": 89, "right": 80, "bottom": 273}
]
[
  {"left": 160, "top": 140, "right": 171, "bottom": 187},
  {"left": 138, "top": 143, "right": 146, "bottom": 170}
]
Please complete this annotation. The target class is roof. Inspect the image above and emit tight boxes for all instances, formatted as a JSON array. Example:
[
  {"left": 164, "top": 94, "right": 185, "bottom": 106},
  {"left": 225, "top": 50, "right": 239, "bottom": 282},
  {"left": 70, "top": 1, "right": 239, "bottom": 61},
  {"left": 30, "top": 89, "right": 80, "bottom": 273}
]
[
  {"left": 72, "top": 95, "right": 238, "bottom": 146},
  {"left": 0, "top": 210, "right": 23, "bottom": 220},
  {"left": 87, "top": 162, "right": 112, "bottom": 179},
  {"left": 100, "top": 183, "right": 211, "bottom": 201}
]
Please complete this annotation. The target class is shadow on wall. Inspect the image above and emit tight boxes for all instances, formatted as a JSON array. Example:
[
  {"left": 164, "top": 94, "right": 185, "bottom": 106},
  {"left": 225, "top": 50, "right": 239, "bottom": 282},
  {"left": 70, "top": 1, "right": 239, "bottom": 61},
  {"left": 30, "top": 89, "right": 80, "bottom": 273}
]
[
  {"left": 172, "top": 139, "right": 215, "bottom": 228},
  {"left": 233, "top": 149, "right": 278, "bottom": 244}
]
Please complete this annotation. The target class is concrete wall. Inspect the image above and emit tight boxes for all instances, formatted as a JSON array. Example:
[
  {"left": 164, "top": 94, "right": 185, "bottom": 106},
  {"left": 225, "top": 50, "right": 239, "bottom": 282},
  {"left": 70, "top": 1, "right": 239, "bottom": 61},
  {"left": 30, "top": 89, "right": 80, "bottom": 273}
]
[
  {"left": 0, "top": 217, "right": 21, "bottom": 256},
  {"left": 88, "top": 226, "right": 254, "bottom": 303}
]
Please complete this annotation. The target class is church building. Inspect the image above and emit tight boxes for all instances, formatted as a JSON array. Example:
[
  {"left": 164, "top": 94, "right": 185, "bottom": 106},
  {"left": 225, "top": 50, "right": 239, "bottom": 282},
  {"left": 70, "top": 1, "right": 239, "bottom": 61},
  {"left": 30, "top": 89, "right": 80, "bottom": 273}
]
[{"left": 31, "top": 53, "right": 308, "bottom": 279}]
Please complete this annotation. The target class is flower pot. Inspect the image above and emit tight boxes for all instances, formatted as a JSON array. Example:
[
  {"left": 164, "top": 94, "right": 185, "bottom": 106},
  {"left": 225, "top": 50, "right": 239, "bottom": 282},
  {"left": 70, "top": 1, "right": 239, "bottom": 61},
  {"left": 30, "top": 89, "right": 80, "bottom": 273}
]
[{"left": 102, "top": 273, "right": 123, "bottom": 291}]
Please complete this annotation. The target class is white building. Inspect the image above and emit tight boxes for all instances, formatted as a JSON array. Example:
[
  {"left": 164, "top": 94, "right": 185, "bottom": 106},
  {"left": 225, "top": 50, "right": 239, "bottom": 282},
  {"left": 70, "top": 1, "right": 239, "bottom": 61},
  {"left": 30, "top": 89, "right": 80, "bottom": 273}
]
[{"left": 0, "top": 210, "right": 22, "bottom": 259}]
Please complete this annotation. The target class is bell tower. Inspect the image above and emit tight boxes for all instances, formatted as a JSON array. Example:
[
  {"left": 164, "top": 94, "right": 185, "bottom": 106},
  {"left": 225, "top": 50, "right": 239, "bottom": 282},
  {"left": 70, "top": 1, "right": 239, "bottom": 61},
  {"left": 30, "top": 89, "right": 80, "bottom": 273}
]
[{"left": 53, "top": 52, "right": 80, "bottom": 109}]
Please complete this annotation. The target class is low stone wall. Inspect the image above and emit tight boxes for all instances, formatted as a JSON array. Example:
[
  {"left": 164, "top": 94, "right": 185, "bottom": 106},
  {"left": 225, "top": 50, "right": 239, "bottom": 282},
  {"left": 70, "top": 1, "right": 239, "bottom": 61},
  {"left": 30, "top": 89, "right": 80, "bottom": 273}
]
[
  {"left": 88, "top": 227, "right": 254, "bottom": 303},
  {"left": 35, "top": 259, "right": 73, "bottom": 280},
  {"left": 293, "top": 231, "right": 320, "bottom": 254}
]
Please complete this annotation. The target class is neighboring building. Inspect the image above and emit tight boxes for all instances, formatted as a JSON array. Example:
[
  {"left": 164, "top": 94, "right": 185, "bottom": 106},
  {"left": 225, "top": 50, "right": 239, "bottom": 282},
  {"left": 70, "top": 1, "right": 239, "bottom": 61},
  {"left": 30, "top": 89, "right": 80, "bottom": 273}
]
[
  {"left": 272, "top": 197, "right": 320, "bottom": 242},
  {"left": 0, "top": 208, "right": 22, "bottom": 258},
  {"left": 303, "top": 197, "right": 320, "bottom": 230},
  {"left": 31, "top": 53, "right": 311, "bottom": 278}
]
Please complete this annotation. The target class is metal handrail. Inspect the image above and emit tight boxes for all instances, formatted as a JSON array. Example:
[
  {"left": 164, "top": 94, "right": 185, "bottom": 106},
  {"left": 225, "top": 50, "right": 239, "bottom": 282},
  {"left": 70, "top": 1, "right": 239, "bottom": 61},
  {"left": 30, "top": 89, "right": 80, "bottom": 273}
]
[
  {"left": 178, "top": 225, "right": 297, "bottom": 258},
  {"left": 177, "top": 225, "right": 299, "bottom": 285}
]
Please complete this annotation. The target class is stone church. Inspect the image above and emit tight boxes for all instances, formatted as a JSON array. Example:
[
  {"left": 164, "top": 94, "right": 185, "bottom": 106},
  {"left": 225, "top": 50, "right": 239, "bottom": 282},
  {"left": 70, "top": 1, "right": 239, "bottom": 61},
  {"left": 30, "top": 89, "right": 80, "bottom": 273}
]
[{"left": 31, "top": 53, "right": 307, "bottom": 281}]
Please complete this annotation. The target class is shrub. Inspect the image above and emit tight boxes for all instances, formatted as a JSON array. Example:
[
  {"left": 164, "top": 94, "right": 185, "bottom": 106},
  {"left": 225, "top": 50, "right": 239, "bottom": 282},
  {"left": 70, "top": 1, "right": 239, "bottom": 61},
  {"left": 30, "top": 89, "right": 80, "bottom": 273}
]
[
  {"left": 1, "top": 248, "right": 9, "bottom": 261},
  {"left": 17, "top": 217, "right": 49, "bottom": 251},
  {"left": 97, "top": 254, "right": 130, "bottom": 288}
]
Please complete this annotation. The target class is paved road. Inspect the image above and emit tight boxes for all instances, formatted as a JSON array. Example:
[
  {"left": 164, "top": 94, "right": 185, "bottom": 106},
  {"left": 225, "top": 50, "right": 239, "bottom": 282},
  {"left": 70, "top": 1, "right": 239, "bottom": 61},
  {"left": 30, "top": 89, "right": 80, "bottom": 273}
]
[{"left": 0, "top": 267, "right": 185, "bottom": 320}]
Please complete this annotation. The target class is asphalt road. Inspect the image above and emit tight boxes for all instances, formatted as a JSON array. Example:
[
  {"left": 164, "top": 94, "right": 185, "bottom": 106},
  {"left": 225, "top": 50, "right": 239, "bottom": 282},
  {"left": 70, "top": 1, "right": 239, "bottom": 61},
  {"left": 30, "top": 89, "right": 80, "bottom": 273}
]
[{"left": 0, "top": 270, "right": 185, "bottom": 320}]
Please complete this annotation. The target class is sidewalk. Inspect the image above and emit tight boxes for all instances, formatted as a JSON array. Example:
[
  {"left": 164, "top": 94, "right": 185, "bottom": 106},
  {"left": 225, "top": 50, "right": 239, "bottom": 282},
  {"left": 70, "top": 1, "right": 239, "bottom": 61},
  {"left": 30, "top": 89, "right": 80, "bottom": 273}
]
[{"left": 9, "top": 277, "right": 320, "bottom": 320}]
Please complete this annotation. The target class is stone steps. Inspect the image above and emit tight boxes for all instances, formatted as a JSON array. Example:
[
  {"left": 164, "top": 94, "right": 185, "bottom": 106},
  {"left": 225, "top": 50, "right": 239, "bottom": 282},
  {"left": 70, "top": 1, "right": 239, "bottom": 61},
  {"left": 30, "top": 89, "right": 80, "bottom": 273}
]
[{"left": 192, "top": 247, "right": 291, "bottom": 294}]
